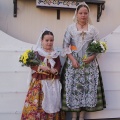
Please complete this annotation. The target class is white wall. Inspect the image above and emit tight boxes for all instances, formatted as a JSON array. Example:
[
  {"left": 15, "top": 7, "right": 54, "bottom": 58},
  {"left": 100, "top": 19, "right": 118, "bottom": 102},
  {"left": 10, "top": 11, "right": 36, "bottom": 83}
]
[{"left": 0, "top": 30, "right": 35, "bottom": 120}]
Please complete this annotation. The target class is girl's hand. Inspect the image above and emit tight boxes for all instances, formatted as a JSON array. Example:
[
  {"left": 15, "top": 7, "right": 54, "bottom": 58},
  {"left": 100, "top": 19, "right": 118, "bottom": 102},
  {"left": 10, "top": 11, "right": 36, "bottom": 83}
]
[
  {"left": 71, "top": 58, "right": 79, "bottom": 68},
  {"left": 83, "top": 54, "right": 96, "bottom": 64},
  {"left": 50, "top": 68, "right": 58, "bottom": 74},
  {"left": 38, "top": 65, "right": 51, "bottom": 73}
]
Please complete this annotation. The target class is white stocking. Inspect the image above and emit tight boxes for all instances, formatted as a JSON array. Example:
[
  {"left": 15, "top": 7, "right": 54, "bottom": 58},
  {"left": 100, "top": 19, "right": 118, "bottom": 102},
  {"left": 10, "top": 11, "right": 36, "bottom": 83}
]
[
  {"left": 79, "top": 111, "right": 85, "bottom": 120},
  {"left": 72, "top": 112, "right": 77, "bottom": 120}
]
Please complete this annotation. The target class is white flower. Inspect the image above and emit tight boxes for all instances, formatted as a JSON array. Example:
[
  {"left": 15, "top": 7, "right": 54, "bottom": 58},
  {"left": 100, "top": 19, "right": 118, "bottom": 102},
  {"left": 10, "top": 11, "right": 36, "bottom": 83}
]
[
  {"left": 92, "top": 40, "right": 97, "bottom": 44},
  {"left": 100, "top": 43, "right": 105, "bottom": 52}
]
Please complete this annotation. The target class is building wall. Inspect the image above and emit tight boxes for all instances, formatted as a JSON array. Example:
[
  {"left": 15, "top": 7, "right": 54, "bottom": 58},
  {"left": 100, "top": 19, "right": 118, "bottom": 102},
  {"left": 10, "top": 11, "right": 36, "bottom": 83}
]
[{"left": 0, "top": 0, "right": 120, "bottom": 46}]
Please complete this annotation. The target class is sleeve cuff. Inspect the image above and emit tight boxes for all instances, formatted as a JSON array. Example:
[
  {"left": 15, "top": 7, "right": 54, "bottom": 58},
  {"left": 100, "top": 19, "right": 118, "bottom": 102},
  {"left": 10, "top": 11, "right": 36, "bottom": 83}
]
[{"left": 61, "top": 47, "right": 72, "bottom": 57}]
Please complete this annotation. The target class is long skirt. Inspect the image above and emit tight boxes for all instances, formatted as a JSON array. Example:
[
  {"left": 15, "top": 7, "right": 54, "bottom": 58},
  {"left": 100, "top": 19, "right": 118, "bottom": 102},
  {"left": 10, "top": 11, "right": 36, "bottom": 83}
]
[
  {"left": 61, "top": 59, "right": 106, "bottom": 112},
  {"left": 21, "top": 79, "right": 65, "bottom": 120}
]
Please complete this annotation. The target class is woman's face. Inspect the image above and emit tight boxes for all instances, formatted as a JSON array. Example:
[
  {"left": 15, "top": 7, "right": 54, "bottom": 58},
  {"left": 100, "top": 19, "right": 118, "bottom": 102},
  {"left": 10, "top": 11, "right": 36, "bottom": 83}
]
[
  {"left": 76, "top": 6, "right": 89, "bottom": 23},
  {"left": 41, "top": 34, "right": 54, "bottom": 50}
]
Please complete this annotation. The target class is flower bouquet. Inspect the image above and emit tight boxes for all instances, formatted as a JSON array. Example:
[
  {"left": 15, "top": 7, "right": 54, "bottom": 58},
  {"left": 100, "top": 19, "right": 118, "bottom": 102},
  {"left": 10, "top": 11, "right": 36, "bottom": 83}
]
[
  {"left": 86, "top": 40, "right": 107, "bottom": 55},
  {"left": 80, "top": 40, "right": 107, "bottom": 69},
  {"left": 19, "top": 49, "right": 41, "bottom": 67}
]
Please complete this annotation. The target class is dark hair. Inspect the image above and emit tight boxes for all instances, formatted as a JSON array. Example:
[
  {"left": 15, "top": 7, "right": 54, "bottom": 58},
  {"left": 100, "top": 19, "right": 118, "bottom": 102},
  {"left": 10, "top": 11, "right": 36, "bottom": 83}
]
[
  {"left": 41, "top": 30, "right": 54, "bottom": 39},
  {"left": 76, "top": 5, "right": 89, "bottom": 13}
]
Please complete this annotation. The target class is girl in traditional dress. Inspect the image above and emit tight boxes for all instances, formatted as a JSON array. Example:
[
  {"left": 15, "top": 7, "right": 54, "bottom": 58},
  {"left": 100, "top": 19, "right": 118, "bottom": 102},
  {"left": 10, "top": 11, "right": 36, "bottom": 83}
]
[
  {"left": 61, "top": 2, "right": 106, "bottom": 120},
  {"left": 21, "top": 30, "right": 65, "bottom": 120}
]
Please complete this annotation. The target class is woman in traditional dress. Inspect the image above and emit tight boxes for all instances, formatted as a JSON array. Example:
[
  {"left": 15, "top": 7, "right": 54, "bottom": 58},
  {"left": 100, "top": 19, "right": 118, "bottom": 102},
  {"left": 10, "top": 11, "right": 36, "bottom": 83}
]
[
  {"left": 61, "top": 2, "right": 106, "bottom": 120},
  {"left": 21, "top": 30, "right": 65, "bottom": 120}
]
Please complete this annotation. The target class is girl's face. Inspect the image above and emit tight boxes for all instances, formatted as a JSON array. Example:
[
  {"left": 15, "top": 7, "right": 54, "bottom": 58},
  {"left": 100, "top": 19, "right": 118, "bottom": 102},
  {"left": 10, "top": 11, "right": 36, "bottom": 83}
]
[
  {"left": 76, "top": 6, "right": 89, "bottom": 23},
  {"left": 41, "top": 34, "right": 54, "bottom": 51}
]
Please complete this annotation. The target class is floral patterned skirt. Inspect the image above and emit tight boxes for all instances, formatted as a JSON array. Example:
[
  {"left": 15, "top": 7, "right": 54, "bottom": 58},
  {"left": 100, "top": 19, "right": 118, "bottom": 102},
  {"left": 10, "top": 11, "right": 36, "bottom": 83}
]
[{"left": 21, "top": 79, "right": 65, "bottom": 120}]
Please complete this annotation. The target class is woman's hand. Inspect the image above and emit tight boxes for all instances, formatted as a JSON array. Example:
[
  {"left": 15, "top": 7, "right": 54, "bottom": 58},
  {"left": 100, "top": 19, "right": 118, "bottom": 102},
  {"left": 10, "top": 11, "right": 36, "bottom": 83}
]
[
  {"left": 71, "top": 58, "right": 79, "bottom": 68},
  {"left": 83, "top": 54, "right": 96, "bottom": 64},
  {"left": 67, "top": 53, "right": 79, "bottom": 68}
]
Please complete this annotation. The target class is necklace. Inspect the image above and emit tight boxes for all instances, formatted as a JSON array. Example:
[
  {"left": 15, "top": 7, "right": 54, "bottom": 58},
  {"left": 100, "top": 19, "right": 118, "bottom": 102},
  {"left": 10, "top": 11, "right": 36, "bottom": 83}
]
[
  {"left": 77, "top": 21, "right": 87, "bottom": 29},
  {"left": 81, "top": 31, "right": 86, "bottom": 40}
]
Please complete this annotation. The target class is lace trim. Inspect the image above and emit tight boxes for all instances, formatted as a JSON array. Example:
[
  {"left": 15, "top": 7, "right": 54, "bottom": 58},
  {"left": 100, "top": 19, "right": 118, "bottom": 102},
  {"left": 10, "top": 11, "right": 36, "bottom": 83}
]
[
  {"left": 61, "top": 47, "right": 72, "bottom": 57},
  {"left": 65, "top": 53, "right": 99, "bottom": 109}
]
